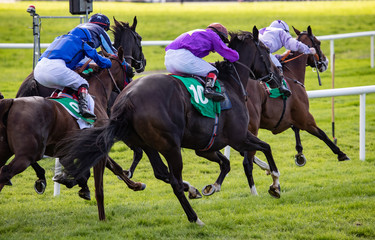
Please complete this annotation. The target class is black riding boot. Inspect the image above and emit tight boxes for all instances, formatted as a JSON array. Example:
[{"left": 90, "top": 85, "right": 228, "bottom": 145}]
[
  {"left": 78, "top": 85, "right": 96, "bottom": 120},
  {"left": 277, "top": 67, "right": 291, "bottom": 97},
  {"left": 204, "top": 71, "right": 225, "bottom": 102}
]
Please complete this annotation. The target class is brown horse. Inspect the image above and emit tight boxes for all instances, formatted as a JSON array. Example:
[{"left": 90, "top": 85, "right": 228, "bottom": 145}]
[
  {"left": 0, "top": 48, "right": 145, "bottom": 214},
  {"left": 13, "top": 17, "right": 146, "bottom": 195},
  {"left": 242, "top": 26, "right": 350, "bottom": 194},
  {"left": 55, "top": 27, "right": 284, "bottom": 224}
]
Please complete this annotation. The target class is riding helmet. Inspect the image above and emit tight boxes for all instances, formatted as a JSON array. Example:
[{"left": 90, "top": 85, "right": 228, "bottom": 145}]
[
  {"left": 89, "top": 13, "right": 110, "bottom": 31},
  {"left": 269, "top": 20, "right": 290, "bottom": 33},
  {"left": 207, "top": 23, "right": 229, "bottom": 43}
]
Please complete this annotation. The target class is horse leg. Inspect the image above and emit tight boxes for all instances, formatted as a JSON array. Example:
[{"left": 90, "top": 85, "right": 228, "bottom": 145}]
[
  {"left": 195, "top": 150, "right": 230, "bottom": 196},
  {"left": 142, "top": 146, "right": 170, "bottom": 183},
  {"left": 31, "top": 162, "right": 47, "bottom": 194},
  {"left": 0, "top": 141, "right": 13, "bottom": 186},
  {"left": 291, "top": 125, "right": 307, "bottom": 166},
  {"left": 242, "top": 151, "right": 258, "bottom": 195},
  {"left": 235, "top": 132, "right": 281, "bottom": 198},
  {"left": 0, "top": 156, "right": 32, "bottom": 192},
  {"left": 77, "top": 170, "right": 91, "bottom": 200},
  {"left": 124, "top": 146, "right": 143, "bottom": 178},
  {"left": 304, "top": 125, "right": 350, "bottom": 161},
  {"left": 106, "top": 156, "right": 146, "bottom": 191},
  {"left": 162, "top": 149, "right": 203, "bottom": 225},
  {"left": 93, "top": 158, "right": 106, "bottom": 221}
]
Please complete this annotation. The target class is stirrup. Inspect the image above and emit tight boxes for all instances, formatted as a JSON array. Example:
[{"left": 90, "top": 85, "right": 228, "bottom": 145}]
[{"left": 204, "top": 88, "right": 225, "bottom": 102}]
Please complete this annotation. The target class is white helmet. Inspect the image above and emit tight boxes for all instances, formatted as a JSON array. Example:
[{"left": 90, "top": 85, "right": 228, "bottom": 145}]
[{"left": 270, "top": 20, "right": 289, "bottom": 33}]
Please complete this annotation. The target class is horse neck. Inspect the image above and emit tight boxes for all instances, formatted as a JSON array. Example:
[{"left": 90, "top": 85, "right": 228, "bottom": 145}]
[
  {"left": 283, "top": 55, "right": 308, "bottom": 85},
  {"left": 88, "top": 70, "right": 113, "bottom": 105}
]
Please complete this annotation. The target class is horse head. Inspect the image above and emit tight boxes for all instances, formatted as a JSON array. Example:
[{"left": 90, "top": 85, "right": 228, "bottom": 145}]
[
  {"left": 112, "top": 16, "right": 146, "bottom": 73},
  {"left": 228, "top": 26, "right": 283, "bottom": 90},
  {"left": 293, "top": 26, "right": 329, "bottom": 72}
]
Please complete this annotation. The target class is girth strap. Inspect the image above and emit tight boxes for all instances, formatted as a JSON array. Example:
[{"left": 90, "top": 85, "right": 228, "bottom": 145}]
[{"left": 201, "top": 114, "right": 219, "bottom": 151}]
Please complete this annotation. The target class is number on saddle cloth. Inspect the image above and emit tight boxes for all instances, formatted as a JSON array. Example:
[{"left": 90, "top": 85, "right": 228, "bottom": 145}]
[{"left": 49, "top": 87, "right": 95, "bottom": 125}]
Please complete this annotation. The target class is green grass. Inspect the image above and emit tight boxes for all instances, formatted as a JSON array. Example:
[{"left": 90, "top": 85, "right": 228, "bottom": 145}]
[{"left": 0, "top": 1, "right": 375, "bottom": 240}]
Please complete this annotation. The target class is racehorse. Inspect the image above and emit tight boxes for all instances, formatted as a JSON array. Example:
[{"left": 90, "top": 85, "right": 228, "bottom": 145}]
[
  {"left": 55, "top": 27, "right": 284, "bottom": 224},
  {"left": 242, "top": 26, "right": 350, "bottom": 194},
  {"left": 13, "top": 17, "right": 146, "bottom": 195},
  {"left": 0, "top": 48, "right": 146, "bottom": 217}
]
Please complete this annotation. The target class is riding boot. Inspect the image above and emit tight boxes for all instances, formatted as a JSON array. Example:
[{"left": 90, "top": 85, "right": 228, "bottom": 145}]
[
  {"left": 204, "top": 71, "right": 225, "bottom": 102},
  {"left": 277, "top": 67, "right": 291, "bottom": 97},
  {"left": 78, "top": 85, "right": 97, "bottom": 120}
]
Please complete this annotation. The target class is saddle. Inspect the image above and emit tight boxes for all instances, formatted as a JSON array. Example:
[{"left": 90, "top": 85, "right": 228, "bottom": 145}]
[{"left": 48, "top": 87, "right": 95, "bottom": 127}]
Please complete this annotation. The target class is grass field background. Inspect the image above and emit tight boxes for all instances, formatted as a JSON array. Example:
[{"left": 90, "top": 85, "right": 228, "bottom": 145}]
[{"left": 0, "top": 1, "right": 374, "bottom": 239}]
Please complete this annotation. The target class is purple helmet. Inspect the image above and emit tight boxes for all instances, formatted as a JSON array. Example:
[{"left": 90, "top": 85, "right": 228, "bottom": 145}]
[
  {"left": 270, "top": 20, "right": 289, "bottom": 33},
  {"left": 89, "top": 13, "right": 110, "bottom": 31}
]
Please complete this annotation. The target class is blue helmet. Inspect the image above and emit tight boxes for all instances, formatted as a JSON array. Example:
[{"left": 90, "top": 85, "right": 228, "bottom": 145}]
[{"left": 89, "top": 13, "right": 110, "bottom": 31}]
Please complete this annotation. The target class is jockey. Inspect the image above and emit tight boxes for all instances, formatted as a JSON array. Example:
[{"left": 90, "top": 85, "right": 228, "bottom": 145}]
[
  {"left": 34, "top": 25, "right": 112, "bottom": 120},
  {"left": 259, "top": 20, "right": 316, "bottom": 97},
  {"left": 165, "top": 23, "right": 239, "bottom": 101}
]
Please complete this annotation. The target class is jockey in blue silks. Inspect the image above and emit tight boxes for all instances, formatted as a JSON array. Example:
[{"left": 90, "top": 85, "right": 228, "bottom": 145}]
[{"left": 34, "top": 16, "right": 113, "bottom": 120}]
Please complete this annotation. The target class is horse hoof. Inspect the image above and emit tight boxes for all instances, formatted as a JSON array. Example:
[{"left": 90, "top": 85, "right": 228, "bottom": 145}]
[
  {"left": 295, "top": 154, "right": 306, "bottom": 167},
  {"left": 52, "top": 173, "right": 76, "bottom": 188},
  {"left": 195, "top": 217, "right": 205, "bottom": 226},
  {"left": 338, "top": 154, "right": 350, "bottom": 161},
  {"left": 78, "top": 189, "right": 91, "bottom": 200},
  {"left": 202, "top": 184, "right": 216, "bottom": 196},
  {"left": 5, "top": 180, "right": 12, "bottom": 186},
  {"left": 268, "top": 185, "right": 281, "bottom": 199},
  {"left": 139, "top": 183, "right": 146, "bottom": 191},
  {"left": 188, "top": 188, "right": 202, "bottom": 199},
  {"left": 34, "top": 179, "right": 47, "bottom": 194}
]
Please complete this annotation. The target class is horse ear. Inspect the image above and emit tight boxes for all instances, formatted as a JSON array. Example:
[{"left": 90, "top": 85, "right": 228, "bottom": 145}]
[
  {"left": 118, "top": 46, "right": 124, "bottom": 60},
  {"left": 131, "top": 16, "right": 137, "bottom": 31},
  {"left": 292, "top": 26, "right": 300, "bottom": 35},
  {"left": 253, "top": 26, "right": 259, "bottom": 42},
  {"left": 113, "top": 17, "right": 120, "bottom": 27},
  {"left": 101, "top": 47, "right": 110, "bottom": 57},
  {"left": 307, "top": 25, "right": 312, "bottom": 36}
]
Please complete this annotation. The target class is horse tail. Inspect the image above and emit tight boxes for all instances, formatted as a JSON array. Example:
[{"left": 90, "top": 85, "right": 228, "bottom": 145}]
[
  {"left": 58, "top": 97, "right": 134, "bottom": 178},
  {"left": 16, "top": 72, "right": 39, "bottom": 97},
  {"left": 0, "top": 99, "right": 14, "bottom": 129}
]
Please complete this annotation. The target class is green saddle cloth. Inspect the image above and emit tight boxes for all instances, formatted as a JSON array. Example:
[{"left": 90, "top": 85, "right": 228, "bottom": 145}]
[
  {"left": 172, "top": 75, "right": 221, "bottom": 119},
  {"left": 50, "top": 97, "right": 95, "bottom": 124},
  {"left": 263, "top": 79, "right": 289, "bottom": 99}
]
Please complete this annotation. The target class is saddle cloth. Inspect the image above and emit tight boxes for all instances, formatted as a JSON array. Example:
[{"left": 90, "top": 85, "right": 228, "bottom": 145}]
[
  {"left": 49, "top": 96, "right": 95, "bottom": 129},
  {"left": 172, "top": 75, "right": 221, "bottom": 118},
  {"left": 261, "top": 79, "right": 290, "bottom": 99}
]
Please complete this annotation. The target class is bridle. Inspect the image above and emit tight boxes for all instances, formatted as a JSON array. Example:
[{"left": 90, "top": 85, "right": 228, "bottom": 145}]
[
  {"left": 233, "top": 38, "right": 280, "bottom": 86},
  {"left": 107, "top": 55, "right": 128, "bottom": 93},
  {"left": 123, "top": 29, "right": 145, "bottom": 72}
]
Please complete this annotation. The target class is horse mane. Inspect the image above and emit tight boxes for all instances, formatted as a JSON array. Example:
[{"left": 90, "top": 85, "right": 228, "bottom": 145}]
[{"left": 111, "top": 20, "right": 132, "bottom": 41}]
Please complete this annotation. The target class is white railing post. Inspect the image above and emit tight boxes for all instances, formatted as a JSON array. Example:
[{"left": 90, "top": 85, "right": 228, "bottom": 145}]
[
  {"left": 371, "top": 36, "right": 374, "bottom": 68},
  {"left": 330, "top": 39, "right": 335, "bottom": 73},
  {"left": 359, "top": 94, "right": 366, "bottom": 161},
  {"left": 53, "top": 158, "right": 61, "bottom": 196}
]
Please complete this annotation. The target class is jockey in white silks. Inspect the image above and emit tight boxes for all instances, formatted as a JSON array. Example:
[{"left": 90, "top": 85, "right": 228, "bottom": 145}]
[{"left": 259, "top": 20, "right": 317, "bottom": 97}]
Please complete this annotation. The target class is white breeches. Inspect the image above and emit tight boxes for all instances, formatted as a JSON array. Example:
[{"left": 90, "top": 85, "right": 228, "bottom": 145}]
[
  {"left": 34, "top": 58, "right": 94, "bottom": 113},
  {"left": 165, "top": 49, "right": 217, "bottom": 77},
  {"left": 270, "top": 53, "right": 282, "bottom": 68},
  {"left": 34, "top": 58, "right": 89, "bottom": 90}
]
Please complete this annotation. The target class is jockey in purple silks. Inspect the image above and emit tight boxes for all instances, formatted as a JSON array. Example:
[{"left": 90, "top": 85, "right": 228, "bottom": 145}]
[
  {"left": 165, "top": 23, "right": 239, "bottom": 101},
  {"left": 259, "top": 20, "right": 317, "bottom": 97}
]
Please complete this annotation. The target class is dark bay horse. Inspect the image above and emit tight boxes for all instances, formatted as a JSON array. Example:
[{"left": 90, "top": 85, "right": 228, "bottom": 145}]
[
  {"left": 243, "top": 26, "right": 350, "bottom": 194},
  {"left": 55, "top": 27, "right": 284, "bottom": 225},
  {"left": 13, "top": 17, "right": 146, "bottom": 195},
  {"left": 0, "top": 48, "right": 145, "bottom": 213}
]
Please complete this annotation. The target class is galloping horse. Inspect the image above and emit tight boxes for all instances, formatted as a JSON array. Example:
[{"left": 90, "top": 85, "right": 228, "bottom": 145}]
[
  {"left": 0, "top": 48, "right": 145, "bottom": 216},
  {"left": 55, "top": 27, "right": 284, "bottom": 224},
  {"left": 13, "top": 17, "right": 146, "bottom": 195},
  {"left": 243, "top": 26, "right": 350, "bottom": 194}
]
